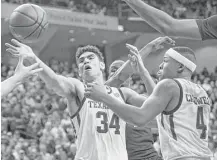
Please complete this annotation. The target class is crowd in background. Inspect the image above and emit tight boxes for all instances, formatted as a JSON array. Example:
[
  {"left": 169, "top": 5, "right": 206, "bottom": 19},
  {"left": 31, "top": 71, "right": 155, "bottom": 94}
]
[
  {"left": 2, "top": 0, "right": 217, "bottom": 18},
  {"left": 1, "top": 57, "right": 217, "bottom": 159},
  {"left": 1, "top": 59, "right": 79, "bottom": 160}
]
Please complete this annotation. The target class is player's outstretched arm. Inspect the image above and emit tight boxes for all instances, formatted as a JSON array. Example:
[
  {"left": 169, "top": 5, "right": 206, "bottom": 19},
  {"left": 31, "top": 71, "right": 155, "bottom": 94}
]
[
  {"left": 1, "top": 55, "right": 43, "bottom": 97},
  {"left": 85, "top": 79, "right": 178, "bottom": 127},
  {"left": 126, "top": 37, "right": 175, "bottom": 95},
  {"left": 127, "top": 44, "right": 155, "bottom": 95},
  {"left": 123, "top": 0, "right": 202, "bottom": 40},
  {"left": 105, "top": 44, "right": 153, "bottom": 87},
  {"left": 5, "top": 39, "right": 79, "bottom": 97},
  {"left": 120, "top": 87, "right": 157, "bottom": 128},
  {"left": 106, "top": 37, "right": 175, "bottom": 88}
]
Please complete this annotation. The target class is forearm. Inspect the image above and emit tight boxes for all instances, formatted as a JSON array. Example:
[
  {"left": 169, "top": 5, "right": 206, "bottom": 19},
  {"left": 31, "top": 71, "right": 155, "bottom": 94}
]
[
  {"left": 124, "top": 0, "right": 174, "bottom": 34},
  {"left": 140, "top": 69, "right": 156, "bottom": 95},
  {"left": 1, "top": 75, "right": 22, "bottom": 97},
  {"left": 101, "top": 94, "right": 145, "bottom": 126},
  {"left": 27, "top": 55, "right": 62, "bottom": 91},
  {"left": 34, "top": 57, "right": 58, "bottom": 85},
  {"left": 106, "top": 44, "right": 152, "bottom": 87}
]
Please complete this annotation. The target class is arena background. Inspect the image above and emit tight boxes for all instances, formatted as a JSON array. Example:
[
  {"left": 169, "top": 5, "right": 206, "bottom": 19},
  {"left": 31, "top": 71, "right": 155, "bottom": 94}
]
[{"left": 1, "top": 0, "right": 217, "bottom": 159}]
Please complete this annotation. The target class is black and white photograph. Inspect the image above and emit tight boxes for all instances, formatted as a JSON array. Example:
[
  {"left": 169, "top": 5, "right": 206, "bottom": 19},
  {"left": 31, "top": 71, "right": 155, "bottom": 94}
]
[{"left": 1, "top": 0, "right": 217, "bottom": 160}]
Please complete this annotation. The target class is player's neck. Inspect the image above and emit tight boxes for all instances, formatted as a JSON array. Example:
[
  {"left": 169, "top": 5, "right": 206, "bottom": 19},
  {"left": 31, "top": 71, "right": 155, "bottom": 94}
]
[
  {"left": 84, "top": 76, "right": 104, "bottom": 85},
  {"left": 177, "top": 72, "right": 192, "bottom": 81},
  {"left": 177, "top": 75, "right": 191, "bottom": 81}
]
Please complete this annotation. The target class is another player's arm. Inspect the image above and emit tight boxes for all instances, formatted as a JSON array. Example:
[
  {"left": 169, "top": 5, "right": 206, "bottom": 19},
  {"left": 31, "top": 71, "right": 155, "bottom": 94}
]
[
  {"left": 137, "top": 66, "right": 156, "bottom": 95},
  {"left": 119, "top": 87, "right": 157, "bottom": 128},
  {"left": 127, "top": 44, "right": 157, "bottom": 95},
  {"left": 105, "top": 44, "right": 152, "bottom": 87},
  {"left": 1, "top": 75, "right": 25, "bottom": 97},
  {"left": 99, "top": 79, "right": 178, "bottom": 127},
  {"left": 106, "top": 37, "right": 174, "bottom": 90},
  {"left": 123, "top": 0, "right": 202, "bottom": 40},
  {"left": 1, "top": 55, "right": 43, "bottom": 97},
  {"left": 5, "top": 39, "right": 81, "bottom": 97}
]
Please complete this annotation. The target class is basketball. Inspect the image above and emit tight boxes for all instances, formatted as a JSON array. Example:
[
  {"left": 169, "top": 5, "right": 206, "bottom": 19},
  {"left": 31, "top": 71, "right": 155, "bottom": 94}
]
[{"left": 9, "top": 4, "right": 49, "bottom": 43}]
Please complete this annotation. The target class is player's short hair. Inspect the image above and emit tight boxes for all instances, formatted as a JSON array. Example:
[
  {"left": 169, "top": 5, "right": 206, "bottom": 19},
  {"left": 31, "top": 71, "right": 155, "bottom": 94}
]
[
  {"left": 76, "top": 45, "right": 104, "bottom": 64},
  {"left": 109, "top": 60, "right": 124, "bottom": 70},
  {"left": 172, "top": 46, "right": 197, "bottom": 65}
]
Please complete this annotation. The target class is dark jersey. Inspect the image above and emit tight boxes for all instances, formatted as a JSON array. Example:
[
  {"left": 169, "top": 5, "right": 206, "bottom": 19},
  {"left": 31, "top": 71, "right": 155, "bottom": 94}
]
[
  {"left": 196, "top": 15, "right": 217, "bottom": 40},
  {"left": 126, "top": 125, "right": 160, "bottom": 160}
]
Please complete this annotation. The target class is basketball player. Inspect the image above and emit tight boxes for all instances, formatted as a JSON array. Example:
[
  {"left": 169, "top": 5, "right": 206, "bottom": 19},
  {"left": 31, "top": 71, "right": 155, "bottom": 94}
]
[
  {"left": 5, "top": 39, "right": 150, "bottom": 160},
  {"left": 85, "top": 46, "right": 213, "bottom": 159},
  {"left": 123, "top": 0, "right": 217, "bottom": 40},
  {"left": 1, "top": 54, "right": 42, "bottom": 97},
  {"left": 109, "top": 60, "right": 161, "bottom": 160}
]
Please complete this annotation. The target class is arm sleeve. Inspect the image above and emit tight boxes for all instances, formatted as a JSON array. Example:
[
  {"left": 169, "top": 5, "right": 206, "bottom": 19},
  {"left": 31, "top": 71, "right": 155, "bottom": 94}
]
[{"left": 196, "top": 15, "right": 217, "bottom": 40}]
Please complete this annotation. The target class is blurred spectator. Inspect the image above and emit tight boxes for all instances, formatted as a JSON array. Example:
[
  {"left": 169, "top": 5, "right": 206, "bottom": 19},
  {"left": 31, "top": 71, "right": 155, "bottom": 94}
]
[{"left": 1, "top": 59, "right": 78, "bottom": 160}]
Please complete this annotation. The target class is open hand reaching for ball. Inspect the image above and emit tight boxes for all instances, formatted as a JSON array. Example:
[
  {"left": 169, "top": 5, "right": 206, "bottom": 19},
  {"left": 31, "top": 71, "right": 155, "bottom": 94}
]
[{"left": 5, "top": 39, "right": 36, "bottom": 63}]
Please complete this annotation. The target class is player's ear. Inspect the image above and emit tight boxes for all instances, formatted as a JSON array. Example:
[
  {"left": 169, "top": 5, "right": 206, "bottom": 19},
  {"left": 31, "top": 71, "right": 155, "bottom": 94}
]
[
  {"left": 78, "top": 68, "right": 82, "bottom": 77},
  {"left": 100, "top": 62, "right": 105, "bottom": 70},
  {"left": 177, "top": 63, "right": 185, "bottom": 73}
]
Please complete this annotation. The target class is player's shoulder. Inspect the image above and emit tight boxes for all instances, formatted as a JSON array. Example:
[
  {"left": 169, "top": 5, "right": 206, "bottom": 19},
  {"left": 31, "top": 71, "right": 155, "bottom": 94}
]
[
  {"left": 156, "top": 79, "right": 180, "bottom": 95},
  {"left": 57, "top": 75, "right": 84, "bottom": 95},
  {"left": 119, "top": 87, "right": 137, "bottom": 97},
  {"left": 119, "top": 86, "right": 147, "bottom": 102}
]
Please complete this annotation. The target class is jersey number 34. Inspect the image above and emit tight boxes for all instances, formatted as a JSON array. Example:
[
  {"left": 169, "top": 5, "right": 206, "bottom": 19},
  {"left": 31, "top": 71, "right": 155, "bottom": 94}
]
[{"left": 96, "top": 111, "right": 120, "bottom": 134}]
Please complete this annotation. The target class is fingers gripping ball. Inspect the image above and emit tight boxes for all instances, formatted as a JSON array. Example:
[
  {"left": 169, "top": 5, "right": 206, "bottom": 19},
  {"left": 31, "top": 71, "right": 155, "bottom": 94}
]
[{"left": 9, "top": 4, "right": 49, "bottom": 43}]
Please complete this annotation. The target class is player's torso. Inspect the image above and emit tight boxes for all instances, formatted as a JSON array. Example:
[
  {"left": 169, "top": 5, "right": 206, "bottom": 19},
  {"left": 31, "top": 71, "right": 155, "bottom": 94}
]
[
  {"left": 70, "top": 86, "right": 128, "bottom": 160},
  {"left": 126, "top": 125, "right": 159, "bottom": 160},
  {"left": 157, "top": 78, "right": 212, "bottom": 160}
]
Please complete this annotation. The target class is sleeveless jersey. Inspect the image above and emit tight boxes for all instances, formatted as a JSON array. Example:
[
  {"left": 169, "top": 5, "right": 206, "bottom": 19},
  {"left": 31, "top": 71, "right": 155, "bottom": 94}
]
[
  {"left": 157, "top": 78, "right": 213, "bottom": 160},
  {"left": 70, "top": 86, "right": 128, "bottom": 160},
  {"left": 125, "top": 94, "right": 160, "bottom": 160},
  {"left": 126, "top": 125, "right": 160, "bottom": 160}
]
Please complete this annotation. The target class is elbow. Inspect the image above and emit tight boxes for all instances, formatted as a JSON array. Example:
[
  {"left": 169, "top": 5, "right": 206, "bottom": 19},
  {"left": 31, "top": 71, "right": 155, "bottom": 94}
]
[{"left": 157, "top": 18, "right": 177, "bottom": 37}]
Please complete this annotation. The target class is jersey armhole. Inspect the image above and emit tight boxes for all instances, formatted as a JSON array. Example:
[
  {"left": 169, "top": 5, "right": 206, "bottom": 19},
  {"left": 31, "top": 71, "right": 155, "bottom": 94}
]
[
  {"left": 118, "top": 88, "right": 126, "bottom": 103},
  {"left": 195, "top": 19, "right": 204, "bottom": 40},
  {"left": 69, "top": 97, "right": 86, "bottom": 119},
  {"left": 163, "top": 79, "right": 183, "bottom": 115}
]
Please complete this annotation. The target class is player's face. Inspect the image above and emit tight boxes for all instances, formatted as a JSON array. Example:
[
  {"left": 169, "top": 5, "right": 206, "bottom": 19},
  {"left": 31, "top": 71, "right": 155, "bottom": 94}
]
[
  {"left": 78, "top": 52, "right": 104, "bottom": 82},
  {"left": 158, "top": 53, "right": 179, "bottom": 80}
]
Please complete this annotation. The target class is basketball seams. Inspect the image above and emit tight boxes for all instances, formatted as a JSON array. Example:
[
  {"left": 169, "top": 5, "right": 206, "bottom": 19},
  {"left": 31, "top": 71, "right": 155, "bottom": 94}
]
[
  {"left": 37, "top": 22, "right": 49, "bottom": 38},
  {"left": 31, "top": 4, "right": 47, "bottom": 29},
  {"left": 10, "top": 11, "right": 38, "bottom": 27},
  {"left": 9, "top": 4, "right": 48, "bottom": 42},
  {"left": 23, "top": 11, "right": 45, "bottom": 40},
  {"left": 10, "top": 5, "right": 46, "bottom": 28}
]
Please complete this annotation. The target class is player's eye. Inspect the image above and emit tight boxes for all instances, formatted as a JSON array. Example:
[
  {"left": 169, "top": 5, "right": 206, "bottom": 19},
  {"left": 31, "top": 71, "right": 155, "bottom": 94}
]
[
  {"left": 89, "top": 55, "right": 95, "bottom": 60},
  {"left": 79, "top": 59, "right": 84, "bottom": 63}
]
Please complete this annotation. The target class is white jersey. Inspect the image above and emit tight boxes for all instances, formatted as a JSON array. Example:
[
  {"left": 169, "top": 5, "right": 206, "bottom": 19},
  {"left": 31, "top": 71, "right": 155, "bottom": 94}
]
[
  {"left": 157, "top": 78, "right": 213, "bottom": 160},
  {"left": 70, "top": 86, "right": 128, "bottom": 160}
]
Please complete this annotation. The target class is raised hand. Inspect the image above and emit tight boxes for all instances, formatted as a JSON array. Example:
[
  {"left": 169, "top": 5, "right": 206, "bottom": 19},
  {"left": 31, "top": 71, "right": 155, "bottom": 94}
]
[
  {"left": 126, "top": 44, "right": 147, "bottom": 74},
  {"left": 5, "top": 39, "right": 36, "bottom": 62},
  {"left": 14, "top": 54, "right": 43, "bottom": 82},
  {"left": 147, "top": 36, "right": 175, "bottom": 52}
]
